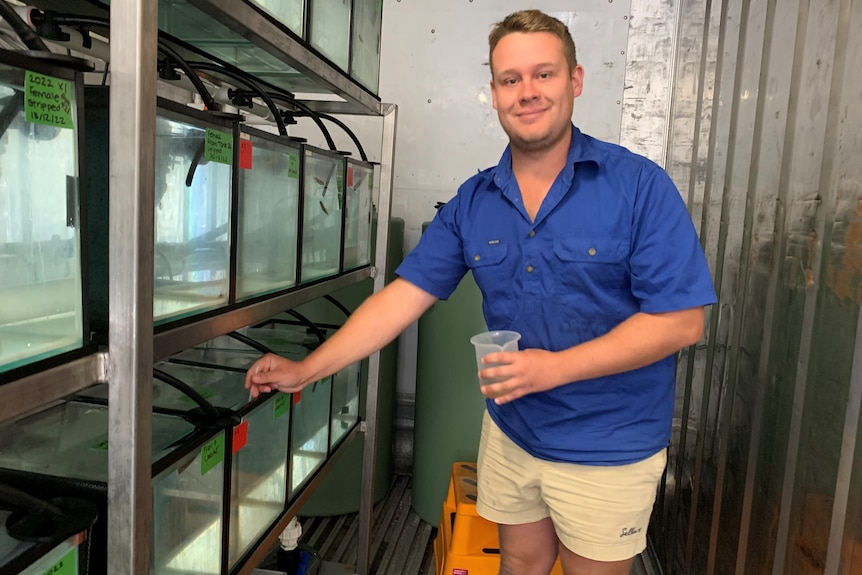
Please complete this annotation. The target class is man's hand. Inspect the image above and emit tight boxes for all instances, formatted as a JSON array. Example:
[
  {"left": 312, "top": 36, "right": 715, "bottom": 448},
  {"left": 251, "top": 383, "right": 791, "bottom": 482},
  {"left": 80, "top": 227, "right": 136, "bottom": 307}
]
[
  {"left": 478, "top": 348, "right": 563, "bottom": 405},
  {"left": 244, "top": 353, "right": 308, "bottom": 399}
]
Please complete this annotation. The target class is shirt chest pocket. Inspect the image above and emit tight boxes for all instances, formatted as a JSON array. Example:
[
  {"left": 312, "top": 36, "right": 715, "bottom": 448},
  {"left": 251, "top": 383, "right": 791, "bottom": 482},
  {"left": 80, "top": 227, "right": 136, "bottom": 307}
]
[
  {"left": 552, "top": 236, "right": 630, "bottom": 295},
  {"left": 464, "top": 241, "right": 516, "bottom": 324}
]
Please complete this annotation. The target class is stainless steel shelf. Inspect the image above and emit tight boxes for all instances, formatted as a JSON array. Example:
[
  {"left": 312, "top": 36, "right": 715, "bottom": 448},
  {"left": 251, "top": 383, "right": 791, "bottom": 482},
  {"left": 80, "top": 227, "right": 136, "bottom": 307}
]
[
  {"left": 0, "top": 351, "right": 108, "bottom": 424},
  {"left": 186, "top": 0, "right": 382, "bottom": 115},
  {"left": 154, "top": 268, "right": 372, "bottom": 362}
]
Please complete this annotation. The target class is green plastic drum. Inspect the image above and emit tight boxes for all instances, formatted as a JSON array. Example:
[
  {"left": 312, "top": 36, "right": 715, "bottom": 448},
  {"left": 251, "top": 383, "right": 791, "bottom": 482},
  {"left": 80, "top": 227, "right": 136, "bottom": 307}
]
[{"left": 411, "top": 224, "right": 488, "bottom": 526}]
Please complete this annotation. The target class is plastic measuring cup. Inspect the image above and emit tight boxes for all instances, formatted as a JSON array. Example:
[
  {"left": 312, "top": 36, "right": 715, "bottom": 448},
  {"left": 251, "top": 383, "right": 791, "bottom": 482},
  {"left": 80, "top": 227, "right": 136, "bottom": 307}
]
[{"left": 470, "top": 330, "right": 521, "bottom": 385}]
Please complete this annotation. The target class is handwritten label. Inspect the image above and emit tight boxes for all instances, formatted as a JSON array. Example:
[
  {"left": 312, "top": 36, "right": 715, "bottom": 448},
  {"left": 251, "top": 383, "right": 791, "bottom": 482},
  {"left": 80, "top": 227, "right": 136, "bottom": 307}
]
[
  {"left": 347, "top": 166, "right": 355, "bottom": 188},
  {"left": 292, "top": 391, "right": 301, "bottom": 405},
  {"left": 205, "top": 128, "right": 233, "bottom": 165},
  {"left": 42, "top": 547, "right": 77, "bottom": 575},
  {"left": 274, "top": 393, "right": 290, "bottom": 420},
  {"left": 288, "top": 153, "right": 299, "bottom": 179},
  {"left": 25, "top": 71, "right": 73, "bottom": 129},
  {"left": 239, "top": 139, "right": 253, "bottom": 169},
  {"left": 232, "top": 420, "right": 249, "bottom": 454},
  {"left": 200, "top": 434, "right": 225, "bottom": 475}
]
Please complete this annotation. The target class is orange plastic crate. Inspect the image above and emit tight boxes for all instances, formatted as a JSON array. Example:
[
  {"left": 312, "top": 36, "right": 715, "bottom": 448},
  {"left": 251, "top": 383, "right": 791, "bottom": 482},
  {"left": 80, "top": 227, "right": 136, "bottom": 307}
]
[{"left": 434, "top": 462, "right": 563, "bottom": 575}]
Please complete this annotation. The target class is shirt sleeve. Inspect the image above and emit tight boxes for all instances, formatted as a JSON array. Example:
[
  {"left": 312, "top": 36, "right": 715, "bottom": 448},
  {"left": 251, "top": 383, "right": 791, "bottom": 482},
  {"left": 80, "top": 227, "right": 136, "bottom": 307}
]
[
  {"left": 630, "top": 163, "right": 718, "bottom": 313},
  {"left": 395, "top": 194, "right": 470, "bottom": 300}
]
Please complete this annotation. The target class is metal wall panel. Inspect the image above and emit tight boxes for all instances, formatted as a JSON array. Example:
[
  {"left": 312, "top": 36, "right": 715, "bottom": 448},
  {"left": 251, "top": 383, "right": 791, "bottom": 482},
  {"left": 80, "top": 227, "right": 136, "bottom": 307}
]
[{"left": 659, "top": 0, "right": 862, "bottom": 573}]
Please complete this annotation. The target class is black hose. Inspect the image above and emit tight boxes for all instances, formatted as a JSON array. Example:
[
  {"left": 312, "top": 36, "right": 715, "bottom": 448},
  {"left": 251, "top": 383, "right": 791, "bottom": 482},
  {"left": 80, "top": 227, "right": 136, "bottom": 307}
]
[
  {"left": 324, "top": 295, "right": 352, "bottom": 319},
  {"left": 267, "top": 92, "right": 337, "bottom": 151},
  {"left": 0, "top": 481, "right": 63, "bottom": 521},
  {"left": 152, "top": 367, "right": 221, "bottom": 419},
  {"left": 157, "top": 43, "right": 218, "bottom": 111},
  {"left": 284, "top": 309, "right": 327, "bottom": 345},
  {"left": 0, "top": 3, "right": 50, "bottom": 51},
  {"left": 227, "top": 330, "right": 274, "bottom": 355},
  {"left": 293, "top": 110, "right": 367, "bottom": 161},
  {"left": 189, "top": 61, "right": 286, "bottom": 136}
]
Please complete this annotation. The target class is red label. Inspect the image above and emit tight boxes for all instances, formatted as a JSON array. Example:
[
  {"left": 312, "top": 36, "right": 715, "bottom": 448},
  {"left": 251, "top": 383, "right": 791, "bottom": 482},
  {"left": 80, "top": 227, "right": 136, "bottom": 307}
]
[
  {"left": 452, "top": 570, "right": 468, "bottom": 575},
  {"left": 239, "top": 139, "right": 253, "bottom": 169},
  {"left": 232, "top": 420, "right": 249, "bottom": 453},
  {"left": 292, "top": 391, "right": 301, "bottom": 405},
  {"left": 347, "top": 166, "right": 354, "bottom": 188}
]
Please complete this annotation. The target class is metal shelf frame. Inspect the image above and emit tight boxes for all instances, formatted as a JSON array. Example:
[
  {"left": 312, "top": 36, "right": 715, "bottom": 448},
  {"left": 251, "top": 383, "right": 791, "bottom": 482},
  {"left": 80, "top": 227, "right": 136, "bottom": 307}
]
[{"left": 0, "top": 2, "right": 394, "bottom": 571}]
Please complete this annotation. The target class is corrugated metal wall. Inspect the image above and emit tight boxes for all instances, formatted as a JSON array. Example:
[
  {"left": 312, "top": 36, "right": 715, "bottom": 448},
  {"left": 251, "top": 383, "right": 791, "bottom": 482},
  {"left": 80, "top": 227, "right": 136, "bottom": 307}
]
[{"left": 653, "top": 0, "right": 862, "bottom": 573}]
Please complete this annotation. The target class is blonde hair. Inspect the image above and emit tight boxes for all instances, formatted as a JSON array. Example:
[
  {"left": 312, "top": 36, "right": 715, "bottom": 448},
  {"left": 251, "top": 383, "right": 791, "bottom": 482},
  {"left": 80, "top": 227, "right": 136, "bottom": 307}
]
[{"left": 488, "top": 10, "right": 578, "bottom": 76}]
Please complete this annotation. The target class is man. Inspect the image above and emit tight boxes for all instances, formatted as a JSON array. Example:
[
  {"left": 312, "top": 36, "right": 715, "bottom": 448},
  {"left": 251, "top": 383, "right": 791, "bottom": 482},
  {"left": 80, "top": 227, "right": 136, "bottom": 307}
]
[{"left": 246, "top": 9, "right": 716, "bottom": 575}]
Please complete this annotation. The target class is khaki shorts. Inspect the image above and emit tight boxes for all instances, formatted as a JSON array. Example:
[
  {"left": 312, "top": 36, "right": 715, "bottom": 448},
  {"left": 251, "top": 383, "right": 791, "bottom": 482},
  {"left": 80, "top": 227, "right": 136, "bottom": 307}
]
[{"left": 476, "top": 411, "right": 667, "bottom": 562}]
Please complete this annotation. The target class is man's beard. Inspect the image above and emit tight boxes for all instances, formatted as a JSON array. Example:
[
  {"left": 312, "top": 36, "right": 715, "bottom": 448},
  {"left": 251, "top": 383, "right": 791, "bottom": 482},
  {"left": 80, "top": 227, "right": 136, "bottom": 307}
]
[{"left": 504, "top": 119, "right": 569, "bottom": 155}]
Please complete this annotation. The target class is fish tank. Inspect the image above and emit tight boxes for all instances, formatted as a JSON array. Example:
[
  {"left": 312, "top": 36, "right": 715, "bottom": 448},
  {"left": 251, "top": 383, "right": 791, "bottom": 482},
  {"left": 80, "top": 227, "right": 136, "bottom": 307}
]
[
  {"left": 350, "top": 0, "right": 383, "bottom": 93},
  {"left": 152, "top": 102, "right": 234, "bottom": 324},
  {"left": 300, "top": 146, "right": 345, "bottom": 283},
  {"left": 308, "top": 0, "right": 352, "bottom": 72},
  {"left": 0, "top": 400, "right": 197, "bottom": 575},
  {"left": 290, "top": 375, "right": 332, "bottom": 498},
  {"left": 0, "top": 513, "right": 91, "bottom": 575},
  {"left": 170, "top": 326, "right": 312, "bottom": 371},
  {"left": 236, "top": 126, "right": 301, "bottom": 301},
  {"left": 343, "top": 159, "right": 374, "bottom": 271},
  {"left": 84, "top": 90, "right": 235, "bottom": 333},
  {"left": 228, "top": 393, "right": 290, "bottom": 569},
  {"left": 0, "top": 50, "right": 87, "bottom": 377},
  {"left": 247, "top": 0, "right": 305, "bottom": 36},
  {"left": 330, "top": 360, "right": 361, "bottom": 449}
]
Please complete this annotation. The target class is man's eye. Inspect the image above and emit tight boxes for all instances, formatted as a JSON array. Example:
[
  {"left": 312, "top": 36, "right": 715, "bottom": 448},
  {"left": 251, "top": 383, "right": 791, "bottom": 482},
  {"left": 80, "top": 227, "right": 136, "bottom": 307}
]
[{"left": 538, "top": 72, "right": 551, "bottom": 79}]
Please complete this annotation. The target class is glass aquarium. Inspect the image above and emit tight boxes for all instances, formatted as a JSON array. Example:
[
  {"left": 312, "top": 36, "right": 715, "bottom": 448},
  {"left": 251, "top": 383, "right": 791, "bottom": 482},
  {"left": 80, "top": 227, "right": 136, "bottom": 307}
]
[
  {"left": 301, "top": 147, "right": 345, "bottom": 282},
  {"left": 351, "top": 0, "right": 383, "bottom": 93},
  {"left": 330, "top": 361, "right": 361, "bottom": 449},
  {"left": 153, "top": 105, "right": 234, "bottom": 324},
  {"left": 152, "top": 431, "right": 226, "bottom": 575},
  {"left": 170, "top": 326, "right": 312, "bottom": 371},
  {"left": 0, "top": 401, "right": 193, "bottom": 483},
  {"left": 309, "top": 0, "right": 352, "bottom": 71},
  {"left": 228, "top": 394, "right": 291, "bottom": 569},
  {"left": 343, "top": 159, "right": 374, "bottom": 271},
  {"left": 236, "top": 127, "right": 301, "bottom": 301},
  {"left": 289, "top": 376, "right": 332, "bottom": 498},
  {"left": 0, "top": 517, "right": 87, "bottom": 575},
  {"left": 247, "top": 0, "right": 305, "bottom": 36},
  {"left": 0, "top": 54, "right": 85, "bottom": 375}
]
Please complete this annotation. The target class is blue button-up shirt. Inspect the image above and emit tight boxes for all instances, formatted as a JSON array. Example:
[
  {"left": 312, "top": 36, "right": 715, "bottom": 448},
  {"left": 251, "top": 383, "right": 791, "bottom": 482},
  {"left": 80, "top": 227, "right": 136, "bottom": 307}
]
[{"left": 396, "top": 125, "right": 717, "bottom": 465}]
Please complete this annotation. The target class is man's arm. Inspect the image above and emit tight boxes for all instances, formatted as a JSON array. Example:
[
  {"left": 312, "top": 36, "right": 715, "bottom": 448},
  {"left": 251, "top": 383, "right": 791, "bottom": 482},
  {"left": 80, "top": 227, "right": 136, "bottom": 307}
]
[
  {"left": 479, "top": 306, "right": 705, "bottom": 404},
  {"left": 245, "top": 278, "right": 438, "bottom": 397}
]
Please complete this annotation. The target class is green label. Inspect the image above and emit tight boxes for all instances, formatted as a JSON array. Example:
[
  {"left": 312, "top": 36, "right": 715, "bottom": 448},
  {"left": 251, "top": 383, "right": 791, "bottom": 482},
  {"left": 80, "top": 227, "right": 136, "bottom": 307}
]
[
  {"left": 200, "top": 434, "right": 225, "bottom": 475},
  {"left": 42, "top": 547, "right": 77, "bottom": 575},
  {"left": 288, "top": 154, "right": 299, "bottom": 178},
  {"left": 274, "top": 393, "right": 290, "bottom": 420},
  {"left": 90, "top": 439, "right": 109, "bottom": 451},
  {"left": 24, "top": 71, "right": 74, "bottom": 129},
  {"left": 369, "top": 171, "right": 374, "bottom": 191},
  {"left": 178, "top": 389, "right": 217, "bottom": 403},
  {"left": 205, "top": 128, "right": 233, "bottom": 165},
  {"left": 376, "top": 0, "right": 382, "bottom": 13}
]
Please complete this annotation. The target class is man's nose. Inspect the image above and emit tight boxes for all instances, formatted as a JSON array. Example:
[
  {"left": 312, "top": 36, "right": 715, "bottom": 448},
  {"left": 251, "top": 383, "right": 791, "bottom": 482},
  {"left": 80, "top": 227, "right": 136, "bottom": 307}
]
[{"left": 518, "top": 78, "right": 539, "bottom": 102}]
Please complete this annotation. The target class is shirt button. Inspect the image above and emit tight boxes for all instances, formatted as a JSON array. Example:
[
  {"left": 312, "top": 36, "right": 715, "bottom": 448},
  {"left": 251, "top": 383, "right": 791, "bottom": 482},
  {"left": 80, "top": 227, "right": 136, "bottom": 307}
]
[
  {"left": 526, "top": 265, "right": 534, "bottom": 273},
  {"left": 474, "top": 254, "right": 481, "bottom": 261},
  {"left": 588, "top": 247, "right": 597, "bottom": 256},
  {"left": 528, "top": 230, "right": 535, "bottom": 238}
]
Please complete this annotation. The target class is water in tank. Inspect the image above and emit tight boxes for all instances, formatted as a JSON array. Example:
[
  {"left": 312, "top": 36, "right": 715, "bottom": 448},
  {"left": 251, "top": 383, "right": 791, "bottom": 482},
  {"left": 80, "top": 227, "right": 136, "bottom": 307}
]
[
  {"left": 308, "top": 0, "right": 351, "bottom": 71},
  {"left": 289, "top": 375, "right": 332, "bottom": 498},
  {"left": 236, "top": 128, "right": 301, "bottom": 301},
  {"left": 153, "top": 110, "right": 233, "bottom": 324},
  {"left": 343, "top": 159, "right": 374, "bottom": 271},
  {"left": 0, "top": 57, "right": 84, "bottom": 375},
  {"left": 350, "top": 0, "right": 383, "bottom": 92},
  {"left": 248, "top": 0, "right": 305, "bottom": 36},
  {"left": 300, "top": 147, "right": 344, "bottom": 282}
]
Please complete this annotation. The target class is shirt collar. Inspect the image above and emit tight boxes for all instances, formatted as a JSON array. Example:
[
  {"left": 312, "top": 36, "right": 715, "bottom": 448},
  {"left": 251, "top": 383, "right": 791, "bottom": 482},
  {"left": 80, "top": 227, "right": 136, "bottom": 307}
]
[{"left": 491, "top": 124, "right": 603, "bottom": 192}]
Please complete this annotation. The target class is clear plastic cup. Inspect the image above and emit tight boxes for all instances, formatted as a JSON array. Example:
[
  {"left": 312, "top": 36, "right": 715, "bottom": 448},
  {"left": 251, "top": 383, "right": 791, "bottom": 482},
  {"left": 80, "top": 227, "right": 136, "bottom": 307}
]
[{"left": 470, "top": 330, "right": 521, "bottom": 385}]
